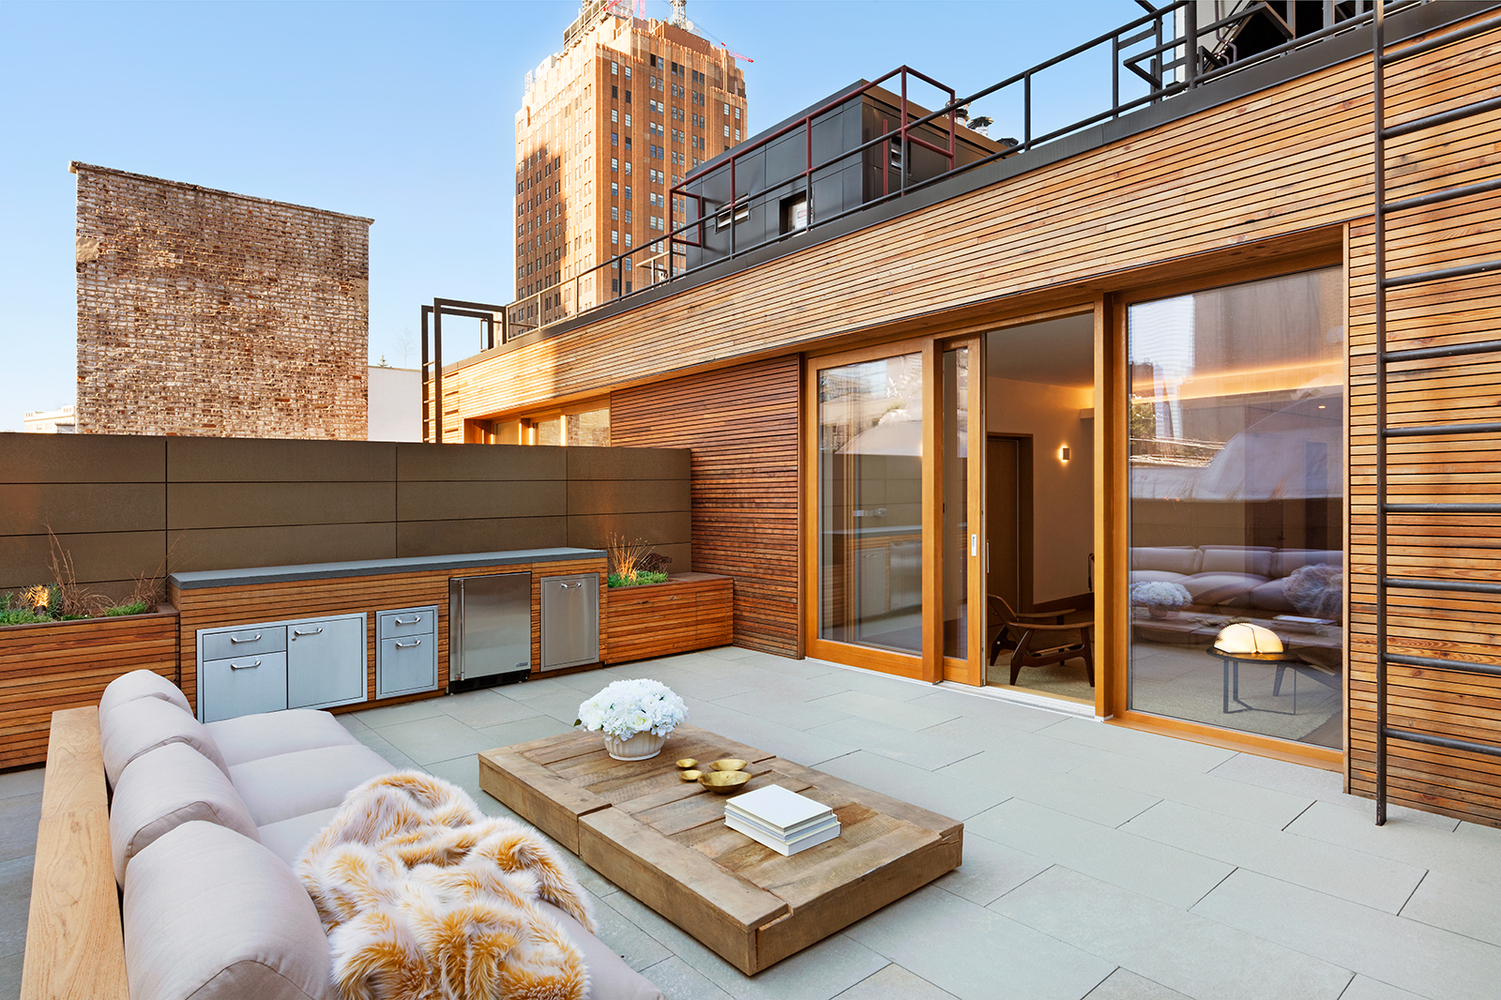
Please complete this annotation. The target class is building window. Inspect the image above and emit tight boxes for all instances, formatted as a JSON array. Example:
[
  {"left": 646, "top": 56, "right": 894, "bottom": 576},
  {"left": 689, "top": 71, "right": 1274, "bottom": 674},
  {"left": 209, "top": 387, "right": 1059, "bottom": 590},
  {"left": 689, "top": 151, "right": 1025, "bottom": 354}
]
[
  {"left": 624, "top": 233, "right": 632, "bottom": 247},
  {"left": 623, "top": 210, "right": 632, "bottom": 224},
  {"left": 624, "top": 185, "right": 632, "bottom": 199},
  {"left": 611, "top": 61, "right": 617, "bottom": 75},
  {"left": 735, "top": 129, "right": 741, "bottom": 141},
  {"left": 611, "top": 132, "right": 618, "bottom": 146},
  {"left": 624, "top": 113, "right": 631, "bottom": 127},
  {"left": 611, "top": 109, "right": 617, "bottom": 123},
  {"left": 734, "top": 107, "right": 741, "bottom": 120},
  {"left": 611, "top": 85, "right": 618, "bottom": 98},
  {"left": 623, "top": 67, "right": 631, "bottom": 78},
  {"left": 611, "top": 230, "right": 618, "bottom": 244},
  {"left": 611, "top": 206, "right": 618, "bottom": 220},
  {"left": 723, "top": 125, "right": 730, "bottom": 137},
  {"left": 611, "top": 157, "right": 618, "bottom": 171},
  {"left": 610, "top": 182, "right": 618, "bottom": 197},
  {"left": 625, "top": 90, "right": 631, "bottom": 103}
]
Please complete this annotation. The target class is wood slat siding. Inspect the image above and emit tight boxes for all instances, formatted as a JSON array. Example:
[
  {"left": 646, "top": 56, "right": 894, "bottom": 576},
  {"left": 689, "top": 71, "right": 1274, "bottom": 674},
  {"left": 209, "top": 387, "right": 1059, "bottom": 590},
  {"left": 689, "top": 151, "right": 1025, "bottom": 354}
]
[
  {"left": 603, "top": 573, "right": 733, "bottom": 664},
  {"left": 0, "top": 612, "right": 178, "bottom": 770},
  {"left": 1345, "top": 17, "right": 1501, "bottom": 822},
  {"left": 448, "top": 14, "right": 1501, "bottom": 819},
  {"left": 168, "top": 556, "right": 607, "bottom": 713},
  {"left": 610, "top": 358, "right": 799, "bottom": 657}
]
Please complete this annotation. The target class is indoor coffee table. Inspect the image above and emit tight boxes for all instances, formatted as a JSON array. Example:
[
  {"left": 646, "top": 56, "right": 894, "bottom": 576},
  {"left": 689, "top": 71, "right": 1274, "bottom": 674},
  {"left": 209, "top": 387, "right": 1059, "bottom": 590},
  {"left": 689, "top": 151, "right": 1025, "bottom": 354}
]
[{"left": 478, "top": 724, "right": 963, "bottom": 975}]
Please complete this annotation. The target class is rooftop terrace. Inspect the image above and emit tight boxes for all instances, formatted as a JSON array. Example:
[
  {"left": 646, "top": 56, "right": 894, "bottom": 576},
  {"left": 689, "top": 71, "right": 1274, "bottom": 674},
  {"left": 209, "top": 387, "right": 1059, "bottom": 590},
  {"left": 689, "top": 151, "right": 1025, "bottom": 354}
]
[{"left": 6, "top": 645, "right": 1501, "bottom": 999}]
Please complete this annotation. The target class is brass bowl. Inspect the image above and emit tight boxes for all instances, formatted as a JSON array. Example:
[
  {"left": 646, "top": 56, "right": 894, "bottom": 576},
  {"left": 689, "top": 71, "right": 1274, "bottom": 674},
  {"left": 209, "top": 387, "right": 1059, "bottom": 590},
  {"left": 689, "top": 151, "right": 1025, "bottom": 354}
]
[
  {"left": 699, "top": 770, "right": 751, "bottom": 794},
  {"left": 679, "top": 769, "right": 703, "bottom": 782},
  {"left": 710, "top": 758, "right": 748, "bottom": 772},
  {"left": 676, "top": 758, "right": 699, "bottom": 769}
]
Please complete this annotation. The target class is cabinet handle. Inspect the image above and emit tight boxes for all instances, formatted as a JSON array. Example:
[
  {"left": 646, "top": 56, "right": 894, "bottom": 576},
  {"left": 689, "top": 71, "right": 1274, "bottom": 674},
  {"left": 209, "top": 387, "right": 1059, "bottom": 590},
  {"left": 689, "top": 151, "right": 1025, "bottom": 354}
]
[
  {"left": 229, "top": 659, "right": 261, "bottom": 670},
  {"left": 293, "top": 627, "right": 324, "bottom": 637},
  {"left": 229, "top": 633, "right": 261, "bottom": 644},
  {"left": 395, "top": 639, "right": 423, "bottom": 649},
  {"left": 394, "top": 616, "right": 424, "bottom": 625}
]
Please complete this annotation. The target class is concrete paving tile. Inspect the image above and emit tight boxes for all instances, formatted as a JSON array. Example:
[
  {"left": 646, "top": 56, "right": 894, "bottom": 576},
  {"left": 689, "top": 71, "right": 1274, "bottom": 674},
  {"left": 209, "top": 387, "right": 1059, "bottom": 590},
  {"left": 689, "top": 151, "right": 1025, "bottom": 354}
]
[
  {"left": 602, "top": 891, "right": 888, "bottom": 1000},
  {"left": 741, "top": 653, "right": 843, "bottom": 679},
  {"left": 1192, "top": 869, "right": 1501, "bottom": 1000},
  {"left": 807, "top": 716, "right": 979, "bottom": 771},
  {"left": 0, "top": 952, "right": 21, "bottom": 1000},
  {"left": 834, "top": 963, "right": 960, "bottom": 999},
  {"left": 589, "top": 890, "right": 674, "bottom": 972},
  {"left": 1073, "top": 753, "right": 1314, "bottom": 829},
  {"left": 436, "top": 689, "right": 544, "bottom": 728},
  {"left": 924, "top": 715, "right": 1107, "bottom": 771},
  {"left": 680, "top": 703, "right": 857, "bottom": 767},
  {"left": 1208, "top": 755, "right": 1453, "bottom": 829},
  {"left": 474, "top": 714, "right": 577, "bottom": 750},
  {"left": 1400, "top": 869, "right": 1501, "bottom": 947},
  {"left": 1034, "top": 717, "right": 1236, "bottom": 772},
  {"left": 494, "top": 684, "right": 591, "bottom": 725},
  {"left": 351, "top": 728, "right": 420, "bottom": 770},
  {"left": 0, "top": 796, "right": 40, "bottom": 863},
  {"left": 844, "top": 882, "right": 1113, "bottom": 1000},
  {"left": 717, "top": 687, "right": 855, "bottom": 732},
  {"left": 815, "top": 665, "right": 935, "bottom": 702},
  {"left": 0, "top": 768, "right": 43, "bottom": 801},
  {"left": 698, "top": 645, "right": 757, "bottom": 662},
  {"left": 939, "top": 750, "right": 1160, "bottom": 828},
  {"left": 1337, "top": 975, "right": 1431, "bottom": 1000},
  {"left": 1082, "top": 968, "right": 1191, "bottom": 1000},
  {"left": 997, "top": 867, "right": 1352, "bottom": 1000},
  {"left": 1285, "top": 801, "right": 1501, "bottom": 886},
  {"left": 351, "top": 698, "right": 447, "bottom": 728},
  {"left": 1120, "top": 800, "right": 1426, "bottom": 913},
  {"left": 967, "top": 799, "right": 1234, "bottom": 909},
  {"left": 639, "top": 956, "right": 736, "bottom": 1000},
  {"left": 336, "top": 713, "right": 375, "bottom": 737},
  {"left": 935, "top": 831, "right": 1049, "bottom": 906},
  {"left": 629, "top": 664, "right": 763, "bottom": 702},
  {"left": 0, "top": 855, "right": 33, "bottom": 959},
  {"left": 374, "top": 714, "right": 496, "bottom": 765},
  {"left": 816, "top": 750, "right": 1004, "bottom": 822},
  {"left": 807, "top": 690, "right": 959, "bottom": 732},
  {"left": 913, "top": 689, "right": 1067, "bottom": 733}
]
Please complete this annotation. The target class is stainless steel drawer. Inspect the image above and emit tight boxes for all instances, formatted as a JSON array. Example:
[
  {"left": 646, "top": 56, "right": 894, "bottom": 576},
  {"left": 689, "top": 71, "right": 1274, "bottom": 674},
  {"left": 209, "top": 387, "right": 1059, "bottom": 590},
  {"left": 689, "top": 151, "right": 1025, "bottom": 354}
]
[
  {"left": 378, "top": 607, "right": 436, "bottom": 640},
  {"left": 200, "top": 652, "right": 288, "bottom": 723},
  {"left": 202, "top": 625, "right": 286, "bottom": 661},
  {"left": 377, "top": 635, "right": 437, "bottom": 698}
]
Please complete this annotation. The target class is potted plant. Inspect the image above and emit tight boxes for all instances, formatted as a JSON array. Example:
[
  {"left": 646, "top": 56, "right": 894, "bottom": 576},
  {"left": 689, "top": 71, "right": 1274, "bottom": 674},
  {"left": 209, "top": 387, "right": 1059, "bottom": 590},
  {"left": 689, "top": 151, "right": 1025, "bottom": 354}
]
[
  {"left": 575, "top": 678, "right": 688, "bottom": 761},
  {"left": 607, "top": 533, "right": 669, "bottom": 588},
  {"left": 1130, "top": 581, "right": 1193, "bottom": 619}
]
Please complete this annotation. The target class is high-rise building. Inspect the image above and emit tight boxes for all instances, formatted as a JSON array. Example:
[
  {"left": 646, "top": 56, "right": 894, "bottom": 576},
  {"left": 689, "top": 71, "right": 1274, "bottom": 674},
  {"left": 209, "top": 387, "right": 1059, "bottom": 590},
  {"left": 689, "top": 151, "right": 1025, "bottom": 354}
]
[{"left": 514, "top": 0, "right": 747, "bottom": 319}]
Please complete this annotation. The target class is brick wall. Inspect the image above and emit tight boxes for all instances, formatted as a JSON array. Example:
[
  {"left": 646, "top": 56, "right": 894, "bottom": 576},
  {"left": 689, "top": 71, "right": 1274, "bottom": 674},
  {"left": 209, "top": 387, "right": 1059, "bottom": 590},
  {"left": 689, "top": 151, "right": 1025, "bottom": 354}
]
[{"left": 73, "top": 162, "right": 371, "bottom": 439}]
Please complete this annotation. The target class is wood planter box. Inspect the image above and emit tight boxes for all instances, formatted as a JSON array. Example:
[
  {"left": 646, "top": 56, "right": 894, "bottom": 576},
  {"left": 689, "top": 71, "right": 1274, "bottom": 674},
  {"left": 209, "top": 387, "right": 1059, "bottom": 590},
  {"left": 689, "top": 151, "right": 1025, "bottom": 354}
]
[
  {"left": 603, "top": 573, "right": 732, "bottom": 664},
  {"left": 0, "top": 607, "right": 179, "bottom": 770}
]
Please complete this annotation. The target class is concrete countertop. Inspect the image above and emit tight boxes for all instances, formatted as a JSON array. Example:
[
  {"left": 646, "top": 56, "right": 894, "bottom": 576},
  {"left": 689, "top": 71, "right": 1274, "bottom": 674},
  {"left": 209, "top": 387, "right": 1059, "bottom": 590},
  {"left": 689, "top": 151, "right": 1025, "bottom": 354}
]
[{"left": 169, "top": 547, "right": 606, "bottom": 590}]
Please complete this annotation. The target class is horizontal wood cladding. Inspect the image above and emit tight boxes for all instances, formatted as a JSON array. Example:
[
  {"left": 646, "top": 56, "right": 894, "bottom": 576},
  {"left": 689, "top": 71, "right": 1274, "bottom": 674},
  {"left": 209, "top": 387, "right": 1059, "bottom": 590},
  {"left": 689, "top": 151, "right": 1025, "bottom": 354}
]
[
  {"left": 168, "top": 557, "right": 607, "bottom": 713},
  {"left": 610, "top": 358, "right": 799, "bottom": 657},
  {"left": 1345, "top": 16, "right": 1501, "bottom": 824},
  {"left": 0, "top": 611, "right": 178, "bottom": 769},
  {"left": 603, "top": 573, "right": 733, "bottom": 664}
]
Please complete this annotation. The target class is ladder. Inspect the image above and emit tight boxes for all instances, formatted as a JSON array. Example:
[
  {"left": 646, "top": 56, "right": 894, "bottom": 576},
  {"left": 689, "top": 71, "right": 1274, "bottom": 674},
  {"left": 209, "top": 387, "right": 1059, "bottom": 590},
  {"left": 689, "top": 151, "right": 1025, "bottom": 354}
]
[{"left": 1372, "top": 3, "right": 1501, "bottom": 824}]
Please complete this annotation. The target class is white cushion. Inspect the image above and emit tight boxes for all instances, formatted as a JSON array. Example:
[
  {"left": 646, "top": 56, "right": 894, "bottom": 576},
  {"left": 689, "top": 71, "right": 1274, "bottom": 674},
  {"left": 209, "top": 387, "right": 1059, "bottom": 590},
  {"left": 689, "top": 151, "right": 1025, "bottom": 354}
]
[
  {"left": 230, "top": 744, "right": 395, "bottom": 826},
  {"left": 100, "top": 697, "right": 229, "bottom": 788},
  {"left": 206, "top": 709, "right": 362, "bottom": 767},
  {"left": 124, "top": 821, "right": 335, "bottom": 1000},
  {"left": 537, "top": 900, "right": 667, "bottom": 1000},
  {"left": 257, "top": 808, "right": 340, "bottom": 867},
  {"left": 109, "top": 742, "right": 260, "bottom": 887},
  {"left": 99, "top": 669, "right": 191, "bottom": 719}
]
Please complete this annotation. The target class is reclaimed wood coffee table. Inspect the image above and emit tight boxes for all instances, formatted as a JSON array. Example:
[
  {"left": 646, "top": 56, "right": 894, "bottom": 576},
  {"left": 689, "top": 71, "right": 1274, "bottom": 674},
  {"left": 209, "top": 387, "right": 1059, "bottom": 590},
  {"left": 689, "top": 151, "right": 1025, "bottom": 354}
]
[{"left": 478, "top": 724, "right": 963, "bottom": 975}]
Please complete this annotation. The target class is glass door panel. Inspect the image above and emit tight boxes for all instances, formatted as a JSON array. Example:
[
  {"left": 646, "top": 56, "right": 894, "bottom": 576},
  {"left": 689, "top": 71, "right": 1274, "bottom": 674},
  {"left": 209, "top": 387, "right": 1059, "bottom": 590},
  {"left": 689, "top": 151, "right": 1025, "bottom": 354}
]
[
  {"left": 818, "top": 353, "right": 924, "bottom": 653},
  {"left": 942, "top": 346, "right": 970, "bottom": 659}
]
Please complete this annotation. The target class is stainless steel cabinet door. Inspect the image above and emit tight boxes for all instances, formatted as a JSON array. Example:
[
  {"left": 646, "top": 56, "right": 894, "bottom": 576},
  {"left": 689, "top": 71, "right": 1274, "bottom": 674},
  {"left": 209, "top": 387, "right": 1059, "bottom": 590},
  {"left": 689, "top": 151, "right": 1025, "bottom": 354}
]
[
  {"left": 541, "top": 574, "right": 599, "bottom": 671},
  {"left": 200, "top": 652, "right": 288, "bottom": 723},
  {"left": 287, "top": 614, "right": 367, "bottom": 710}
]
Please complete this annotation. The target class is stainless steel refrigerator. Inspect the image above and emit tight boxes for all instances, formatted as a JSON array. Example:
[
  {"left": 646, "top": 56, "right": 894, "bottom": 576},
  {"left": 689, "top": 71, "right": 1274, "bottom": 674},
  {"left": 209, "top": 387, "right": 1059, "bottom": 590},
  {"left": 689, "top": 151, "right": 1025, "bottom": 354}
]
[{"left": 448, "top": 572, "right": 531, "bottom": 690}]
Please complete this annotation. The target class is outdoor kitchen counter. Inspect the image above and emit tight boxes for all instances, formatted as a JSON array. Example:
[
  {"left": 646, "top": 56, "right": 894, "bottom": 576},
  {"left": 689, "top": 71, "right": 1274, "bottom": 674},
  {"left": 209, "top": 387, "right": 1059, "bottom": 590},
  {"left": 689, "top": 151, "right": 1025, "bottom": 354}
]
[{"left": 168, "top": 546, "right": 605, "bottom": 589}]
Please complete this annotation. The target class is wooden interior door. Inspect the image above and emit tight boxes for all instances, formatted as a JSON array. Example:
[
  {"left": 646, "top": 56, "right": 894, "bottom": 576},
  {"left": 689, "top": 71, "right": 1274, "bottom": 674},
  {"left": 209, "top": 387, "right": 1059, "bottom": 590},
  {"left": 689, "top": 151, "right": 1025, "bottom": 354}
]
[{"left": 987, "top": 435, "right": 1021, "bottom": 614}]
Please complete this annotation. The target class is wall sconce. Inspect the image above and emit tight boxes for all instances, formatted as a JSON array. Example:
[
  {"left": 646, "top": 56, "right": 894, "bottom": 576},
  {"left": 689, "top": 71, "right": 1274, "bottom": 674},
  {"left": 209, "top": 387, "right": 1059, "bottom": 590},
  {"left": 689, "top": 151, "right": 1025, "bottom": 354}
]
[{"left": 1059, "top": 446, "right": 1071, "bottom": 463}]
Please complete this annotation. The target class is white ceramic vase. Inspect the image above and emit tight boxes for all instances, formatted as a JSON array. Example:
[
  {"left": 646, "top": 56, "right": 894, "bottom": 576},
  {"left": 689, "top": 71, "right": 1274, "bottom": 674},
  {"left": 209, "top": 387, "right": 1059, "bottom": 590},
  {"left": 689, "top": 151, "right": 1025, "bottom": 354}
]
[{"left": 604, "top": 730, "right": 668, "bottom": 761}]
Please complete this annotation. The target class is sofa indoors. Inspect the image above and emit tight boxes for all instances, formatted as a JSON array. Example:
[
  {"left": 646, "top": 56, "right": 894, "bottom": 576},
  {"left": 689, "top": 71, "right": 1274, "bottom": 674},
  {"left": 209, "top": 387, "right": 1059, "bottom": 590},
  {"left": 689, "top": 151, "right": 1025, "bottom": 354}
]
[
  {"left": 1130, "top": 545, "right": 1344, "bottom": 620},
  {"left": 24, "top": 669, "right": 665, "bottom": 1000}
]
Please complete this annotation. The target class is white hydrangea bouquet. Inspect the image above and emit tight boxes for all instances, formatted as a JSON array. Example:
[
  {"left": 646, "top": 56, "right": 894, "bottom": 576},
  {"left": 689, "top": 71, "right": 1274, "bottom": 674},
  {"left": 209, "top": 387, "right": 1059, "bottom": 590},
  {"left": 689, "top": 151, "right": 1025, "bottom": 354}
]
[
  {"left": 575, "top": 678, "right": 688, "bottom": 760},
  {"left": 1130, "top": 580, "right": 1193, "bottom": 617}
]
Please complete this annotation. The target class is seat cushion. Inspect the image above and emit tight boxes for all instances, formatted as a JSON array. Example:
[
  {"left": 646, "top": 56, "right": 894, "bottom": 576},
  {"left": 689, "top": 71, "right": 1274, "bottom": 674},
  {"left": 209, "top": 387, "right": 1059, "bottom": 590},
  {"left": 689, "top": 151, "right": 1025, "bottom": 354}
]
[
  {"left": 1130, "top": 546, "right": 1202, "bottom": 575},
  {"left": 124, "top": 821, "right": 336, "bottom": 1000},
  {"left": 206, "top": 709, "right": 362, "bottom": 767},
  {"left": 110, "top": 742, "right": 260, "bottom": 887},
  {"left": 1247, "top": 578, "right": 1298, "bottom": 614},
  {"left": 99, "top": 669, "right": 192, "bottom": 719},
  {"left": 230, "top": 744, "right": 395, "bottom": 826},
  {"left": 537, "top": 900, "right": 667, "bottom": 1000},
  {"left": 257, "top": 807, "right": 340, "bottom": 867},
  {"left": 1182, "top": 571, "right": 1270, "bottom": 608},
  {"left": 1199, "top": 545, "right": 1276, "bottom": 578},
  {"left": 100, "top": 696, "right": 229, "bottom": 788}
]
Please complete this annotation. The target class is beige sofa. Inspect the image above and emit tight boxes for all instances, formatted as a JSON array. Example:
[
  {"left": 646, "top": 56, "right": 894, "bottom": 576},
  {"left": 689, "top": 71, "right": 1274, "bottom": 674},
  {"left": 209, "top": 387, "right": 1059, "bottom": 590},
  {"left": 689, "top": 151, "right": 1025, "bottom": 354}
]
[
  {"left": 1130, "top": 545, "right": 1344, "bottom": 620},
  {"left": 23, "top": 670, "right": 664, "bottom": 1000}
]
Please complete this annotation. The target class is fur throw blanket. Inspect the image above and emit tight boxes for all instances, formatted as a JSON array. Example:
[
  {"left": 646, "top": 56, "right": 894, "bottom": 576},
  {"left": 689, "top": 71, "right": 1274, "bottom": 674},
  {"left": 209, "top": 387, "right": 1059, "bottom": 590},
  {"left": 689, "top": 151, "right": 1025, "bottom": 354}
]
[{"left": 297, "top": 771, "right": 595, "bottom": 1000}]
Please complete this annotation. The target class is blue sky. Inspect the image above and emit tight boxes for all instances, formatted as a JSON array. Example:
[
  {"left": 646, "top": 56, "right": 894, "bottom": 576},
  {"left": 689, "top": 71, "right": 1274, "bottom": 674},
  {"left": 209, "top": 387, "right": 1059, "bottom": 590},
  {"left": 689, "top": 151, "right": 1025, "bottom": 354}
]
[{"left": 0, "top": 0, "right": 1142, "bottom": 431}]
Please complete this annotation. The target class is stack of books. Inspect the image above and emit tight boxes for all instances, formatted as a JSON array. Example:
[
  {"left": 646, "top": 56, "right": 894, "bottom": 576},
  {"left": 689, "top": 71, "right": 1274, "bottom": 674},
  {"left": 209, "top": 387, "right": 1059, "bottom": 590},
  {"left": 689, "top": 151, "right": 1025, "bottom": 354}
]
[{"left": 723, "top": 784, "right": 840, "bottom": 856}]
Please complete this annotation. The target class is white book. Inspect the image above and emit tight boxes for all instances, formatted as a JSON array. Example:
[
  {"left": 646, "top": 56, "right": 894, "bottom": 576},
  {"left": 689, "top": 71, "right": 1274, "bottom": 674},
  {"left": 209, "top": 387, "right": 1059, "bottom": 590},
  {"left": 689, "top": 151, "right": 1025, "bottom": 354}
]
[
  {"left": 724, "top": 814, "right": 841, "bottom": 856},
  {"left": 723, "top": 809, "right": 840, "bottom": 843},
  {"left": 723, "top": 784, "right": 833, "bottom": 834}
]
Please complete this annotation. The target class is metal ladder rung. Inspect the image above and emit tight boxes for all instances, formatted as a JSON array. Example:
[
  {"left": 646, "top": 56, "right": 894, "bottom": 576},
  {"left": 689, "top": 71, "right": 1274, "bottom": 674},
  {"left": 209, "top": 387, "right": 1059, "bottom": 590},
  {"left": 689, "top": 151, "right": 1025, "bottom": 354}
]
[
  {"left": 1383, "top": 421, "right": 1501, "bottom": 437},
  {"left": 1384, "top": 575, "right": 1501, "bottom": 595},
  {"left": 1381, "top": 12, "right": 1501, "bottom": 64},
  {"left": 1384, "top": 176, "right": 1501, "bottom": 215},
  {"left": 1384, "top": 727, "right": 1501, "bottom": 760},
  {"left": 1385, "top": 651, "right": 1501, "bottom": 679},
  {"left": 1383, "top": 338, "right": 1501, "bottom": 363},
  {"left": 1382, "top": 259, "right": 1501, "bottom": 289},
  {"left": 1383, "top": 94, "right": 1501, "bottom": 139}
]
